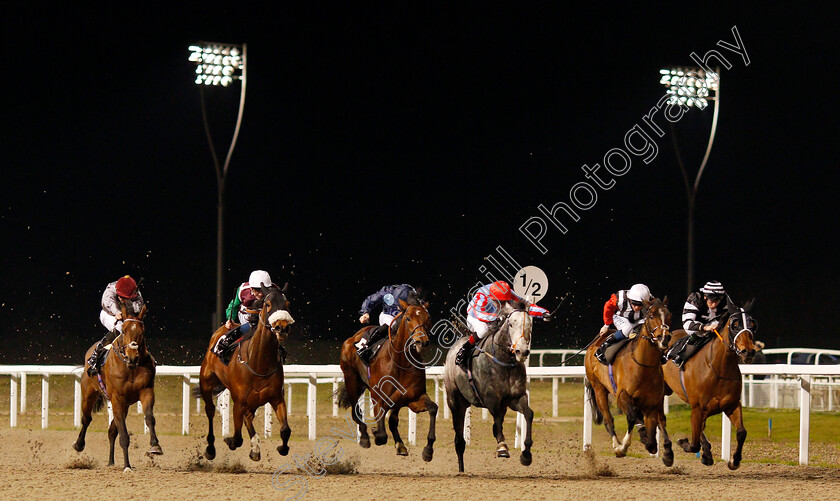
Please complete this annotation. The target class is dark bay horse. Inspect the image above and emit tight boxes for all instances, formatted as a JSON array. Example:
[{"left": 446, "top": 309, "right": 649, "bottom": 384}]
[
  {"left": 443, "top": 302, "right": 534, "bottom": 472},
  {"left": 584, "top": 298, "right": 674, "bottom": 465},
  {"left": 663, "top": 298, "right": 756, "bottom": 469},
  {"left": 337, "top": 299, "right": 437, "bottom": 460},
  {"left": 73, "top": 304, "right": 161, "bottom": 471},
  {"left": 196, "top": 286, "right": 294, "bottom": 461}
]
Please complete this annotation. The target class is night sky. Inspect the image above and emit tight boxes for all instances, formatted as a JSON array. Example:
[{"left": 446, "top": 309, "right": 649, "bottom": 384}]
[{"left": 2, "top": 4, "right": 837, "bottom": 365}]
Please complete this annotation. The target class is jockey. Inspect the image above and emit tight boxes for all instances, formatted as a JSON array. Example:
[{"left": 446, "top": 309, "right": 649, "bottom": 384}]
[
  {"left": 212, "top": 270, "right": 276, "bottom": 363},
  {"left": 355, "top": 284, "right": 417, "bottom": 362},
  {"left": 455, "top": 280, "right": 550, "bottom": 368},
  {"left": 595, "top": 283, "right": 651, "bottom": 365},
  {"left": 86, "top": 275, "right": 145, "bottom": 376},
  {"left": 669, "top": 280, "right": 730, "bottom": 368}
]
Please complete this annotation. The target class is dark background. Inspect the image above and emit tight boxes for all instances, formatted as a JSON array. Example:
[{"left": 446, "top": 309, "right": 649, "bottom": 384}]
[{"left": 2, "top": 4, "right": 837, "bottom": 365}]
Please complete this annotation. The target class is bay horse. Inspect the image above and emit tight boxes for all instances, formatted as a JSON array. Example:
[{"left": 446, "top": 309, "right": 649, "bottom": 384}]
[
  {"left": 443, "top": 301, "right": 535, "bottom": 472},
  {"left": 196, "top": 285, "right": 294, "bottom": 461},
  {"left": 584, "top": 298, "right": 674, "bottom": 466},
  {"left": 73, "top": 304, "right": 161, "bottom": 471},
  {"left": 337, "top": 298, "right": 437, "bottom": 460},
  {"left": 663, "top": 297, "right": 756, "bottom": 469}
]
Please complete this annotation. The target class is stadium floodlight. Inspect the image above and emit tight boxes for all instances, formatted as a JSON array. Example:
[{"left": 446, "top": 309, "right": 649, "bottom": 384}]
[
  {"left": 658, "top": 65, "right": 720, "bottom": 295},
  {"left": 188, "top": 43, "right": 244, "bottom": 87},
  {"left": 659, "top": 67, "right": 718, "bottom": 109},
  {"left": 188, "top": 41, "right": 248, "bottom": 325}
]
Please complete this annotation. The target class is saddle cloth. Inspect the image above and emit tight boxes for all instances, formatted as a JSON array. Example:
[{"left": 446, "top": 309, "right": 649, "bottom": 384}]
[{"left": 604, "top": 338, "right": 631, "bottom": 365}]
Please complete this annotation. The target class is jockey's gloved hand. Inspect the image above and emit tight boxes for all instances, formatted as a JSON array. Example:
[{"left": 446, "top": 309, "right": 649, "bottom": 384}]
[{"left": 542, "top": 313, "right": 552, "bottom": 322}]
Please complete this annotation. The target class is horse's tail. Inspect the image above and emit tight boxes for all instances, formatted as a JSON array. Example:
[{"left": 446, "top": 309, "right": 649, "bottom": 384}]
[
  {"left": 334, "top": 383, "right": 354, "bottom": 409},
  {"left": 584, "top": 378, "right": 603, "bottom": 425},
  {"left": 92, "top": 394, "right": 106, "bottom": 414},
  {"left": 191, "top": 383, "right": 226, "bottom": 399}
]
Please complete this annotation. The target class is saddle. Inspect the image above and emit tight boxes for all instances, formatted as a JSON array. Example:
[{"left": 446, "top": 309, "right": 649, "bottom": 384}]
[
  {"left": 667, "top": 333, "right": 714, "bottom": 365},
  {"left": 359, "top": 327, "right": 389, "bottom": 366},
  {"left": 603, "top": 337, "right": 631, "bottom": 365}
]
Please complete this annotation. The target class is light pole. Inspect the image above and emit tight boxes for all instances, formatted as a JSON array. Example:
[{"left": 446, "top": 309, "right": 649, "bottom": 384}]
[
  {"left": 659, "top": 66, "right": 719, "bottom": 296},
  {"left": 188, "top": 42, "right": 247, "bottom": 325}
]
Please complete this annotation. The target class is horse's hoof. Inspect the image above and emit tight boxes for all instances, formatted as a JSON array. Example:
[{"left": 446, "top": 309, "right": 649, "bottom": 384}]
[
  {"left": 123, "top": 467, "right": 133, "bottom": 474},
  {"left": 663, "top": 450, "right": 674, "bottom": 467},
  {"left": 677, "top": 438, "right": 692, "bottom": 453},
  {"left": 395, "top": 443, "right": 408, "bottom": 456},
  {"left": 614, "top": 449, "right": 626, "bottom": 458},
  {"left": 374, "top": 435, "right": 388, "bottom": 446},
  {"left": 147, "top": 445, "right": 163, "bottom": 456},
  {"left": 72, "top": 441, "right": 84, "bottom": 452},
  {"left": 277, "top": 445, "right": 289, "bottom": 456},
  {"left": 250, "top": 450, "right": 261, "bottom": 462},
  {"left": 224, "top": 437, "right": 240, "bottom": 450},
  {"left": 497, "top": 449, "right": 510, "bottom": 458},
  {"left": 701, "top": 455, "right": 714, "bottom": 466},
  {"left": 727, "top": 460, "right": 739, "bottom": 470},
  {"left": 520, "top": 451, "right": 532, "bottom": 466},
  {"left": 204, "top": 446, "right": 216, "bottom": 461},
  {"left": 359, "top": 437, "right": 371, "bottom": 449},
  {"left": 422, "top": 446, "right": 434, "bottom": 462}
]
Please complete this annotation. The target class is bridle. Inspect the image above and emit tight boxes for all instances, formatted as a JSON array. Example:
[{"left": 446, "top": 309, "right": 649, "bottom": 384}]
[
  {"left": 113, "top": 318, "right": 144, "bottom": 365},
  {"left": 718, "top": 308, "right": 755, "bottom": 357}
]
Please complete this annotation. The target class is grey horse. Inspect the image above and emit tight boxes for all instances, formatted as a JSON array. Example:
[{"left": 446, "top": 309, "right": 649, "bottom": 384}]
[{"left": 443, "top": 302, "right": 534, "bottom": 472}]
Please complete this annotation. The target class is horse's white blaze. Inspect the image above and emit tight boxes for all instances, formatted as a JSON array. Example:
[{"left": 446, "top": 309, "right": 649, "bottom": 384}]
[
  {"left": 128, "top": 341, "right": 140, "bottom": 350},
  {"left": 269, "top": 310, "right": 295, "bottom": 325},
  {"left": 508, "top": 311, "right": 532, "bottom": 361},
  {"left": 251, "top": 434, "right": 260, "bottom": 453}
]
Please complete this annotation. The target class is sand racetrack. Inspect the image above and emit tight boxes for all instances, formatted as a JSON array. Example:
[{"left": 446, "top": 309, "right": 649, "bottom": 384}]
[{"left": 1, "top": 423, "right": 837, "bottom": 501}]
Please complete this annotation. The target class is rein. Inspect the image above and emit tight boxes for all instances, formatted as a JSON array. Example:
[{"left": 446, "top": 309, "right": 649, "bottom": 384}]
[
  {"left": 236, "top": 306, "right": 284, "bottom": 377},
  {"left": 476, "top": 309, "right": 527, "bottom": 367},
  {"left": 113, "top": 318, "right": 144, "bottom": 365},
  {"left": 385, "top": 307, "right": 429, "bottom": 372}
]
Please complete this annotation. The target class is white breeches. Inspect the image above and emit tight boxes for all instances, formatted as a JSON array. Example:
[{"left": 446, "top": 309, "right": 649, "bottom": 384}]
[
  {"left": 467, "top": 315, "right": 491, "bottom": 339},
  {"left": 100, "top": 310, "right": 124, "bottom": 333},
  {"left": 612, "top": 315, "right": 643, "bottom": 339},
  {"left": 379, "top": 313, "right": 395, "bottom": 326}
]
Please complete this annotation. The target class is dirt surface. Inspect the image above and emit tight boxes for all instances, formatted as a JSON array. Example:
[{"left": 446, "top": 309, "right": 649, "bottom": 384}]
[{"left": 1, "top": 422, "right": 837, "bottom": 501}]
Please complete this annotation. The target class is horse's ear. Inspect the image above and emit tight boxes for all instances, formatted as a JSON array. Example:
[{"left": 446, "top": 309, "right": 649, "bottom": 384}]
[
  {"left": 282, "top": 282, "right": 290, "bottom": 294},
  {"left": 662, "top": 295, "right": 669, "bottom": 307},
  {"left": 138, "top": 304, "right": 147, "bottom": 320},
  {"left": 743, "top": 298, "right": 756, "bottom": 313},
  {"left": 642, "top": 299, "right": 651, "bottom": 309},
  {"left": 398, "top": 299, "right": 408, "bottom": 310},
  {"left": 422, "top": 300, "right": 430, "bottom": 310},
  {"left": 726, "top": 295, "right": 737, "bottom": 314},
  {"left": 263, "top": 298, "right": 273, "bottom": 311}
]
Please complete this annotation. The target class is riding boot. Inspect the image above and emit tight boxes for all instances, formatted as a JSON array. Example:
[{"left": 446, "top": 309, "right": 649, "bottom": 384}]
[
  {"left": 455, "top": 335, "right": 476, "bottom": 369},
  {"left": 357, "top": 324, "right": 388, "bottom": 363},
  {"left": 213, "top": 326, "right": 241, "bottom": 365},
  {"left": 86, "top": 337, "right": 108, "bottom": 377},
  {"left": 595, "top": 334, "right": 618, "bottom": 365}
]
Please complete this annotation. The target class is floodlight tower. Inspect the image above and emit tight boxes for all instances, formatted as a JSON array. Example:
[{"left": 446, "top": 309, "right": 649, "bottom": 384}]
[
  {"left": 659, "top": 66, "right": 719, "bottom": 295},
  {"left": 188, "top": 42, "right": 247, "bottom": 326}
]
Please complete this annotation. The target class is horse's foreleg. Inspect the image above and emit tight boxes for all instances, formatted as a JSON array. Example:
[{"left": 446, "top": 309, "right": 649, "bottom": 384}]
[
  {"left": 657, "top": 408, "right": 674, "bottom": 467},
  {"left": 700, "top": 431, "right": 713, "bottom": 466},
  {"left": 72, "top": 384, "right": 98, "bottom": 452},
  {"left": 408, "top": 395, "right": 437, "bottom": 462},
  {"left": 725, "top": 404, "right": 746, "bottom": 470},
  {"left": 199, "top": 379, "right": 218, "bottom": 460},
  {"left": 641, "top": 412, "right": 659, "bottom": 455},
  {"left": 678, "top": 405, "right": 704, "bottom": 454},
  {"left": 388, "top": 408, "right": 407, "bottom": 456},
  {"left": 491, "top": 406, "right": 509, "bottom": 458},
  {"left": 372, "top": 396, "right": 389, "bottom": 446},
  {"left": 448, "top": 389, "right": 469, "bottom": 473},
  {"left": 140, "top": 388, "right": 162, "bottom": 456},
  {"left": 112, "top": 402, "right": 132, "bottom": 471},
  {"left": 510, "top": 393, "right": 534, "bottom": 466},
  {"left": 242, "top": 408, "right": 260, "bottom": 461},
  {"left": 224, "top": 401, "right": 245, "bottom": 450},
  {"left": 615, "top": 392, "right": 636, "bottom": 457},
  {"left": 272, "top": 397, "right": 291, "bottom": 456},
  {"left": 591, "top": 380, "right": 619, "bottom": 453},
  {"left": 107, "top": 418, "right": 118, "bottom": 466}
]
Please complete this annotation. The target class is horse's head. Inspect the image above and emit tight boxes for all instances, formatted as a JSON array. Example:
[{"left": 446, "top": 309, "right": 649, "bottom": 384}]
[
  {"left": 642, "top": 297, "right": 672, "bottom": 351},
  {"left": 725, "top": 297, "right": 757, "bottom": 363},
  {"left": 500, "top": 300, "right": 533, "bottom": 364},
  {"left": 119, "top": 304, "right": 147, "bottom": 368},
  {"left": 259, "top": 284, "right": 295, "bottom": 343},
  {"left": 398, "top": 298, "right": 432, "bottom": 356}
]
